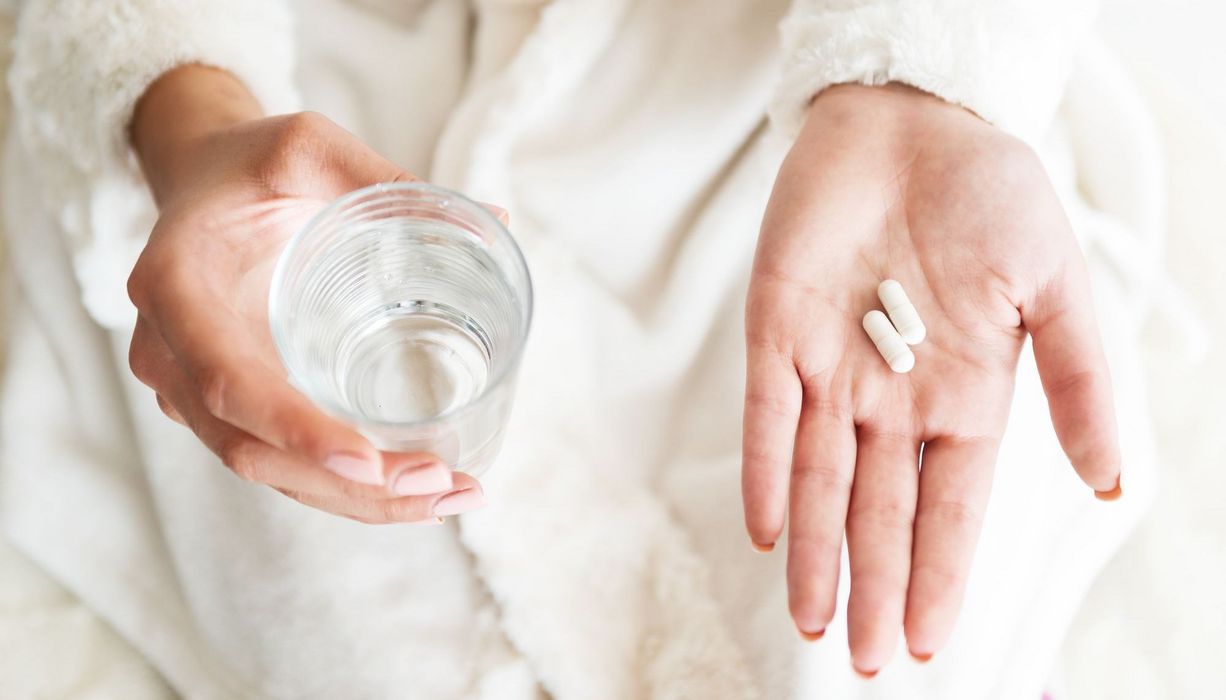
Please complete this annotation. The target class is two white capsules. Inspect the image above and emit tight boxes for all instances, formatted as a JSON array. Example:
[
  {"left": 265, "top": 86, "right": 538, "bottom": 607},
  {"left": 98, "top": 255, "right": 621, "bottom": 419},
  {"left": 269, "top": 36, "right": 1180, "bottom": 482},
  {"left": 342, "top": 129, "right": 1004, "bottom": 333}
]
[{"left": 862, "top": 279, "right": 926, "bottom": 373}]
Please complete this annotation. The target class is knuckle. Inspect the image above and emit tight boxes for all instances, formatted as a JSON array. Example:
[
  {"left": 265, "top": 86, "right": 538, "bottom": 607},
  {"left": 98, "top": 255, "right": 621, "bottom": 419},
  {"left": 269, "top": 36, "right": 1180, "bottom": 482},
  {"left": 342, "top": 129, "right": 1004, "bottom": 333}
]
[
  {"left": 744, "top": 390, "right": 798, "bottom": 419},
  {"left": 334, "top": 473, "right": 379, "bottom": 501},
  {"left": 267, "top": 111, "right": 330, "bottom": 161},
  {"left": 849, "top": 501, "right": 914, "bottom": 533},
  {"left": 127, "top": 339, "right": 156, "bottom": 387},
  {"left": 919, "top": 499, "right": 982, "bottom": 532},
  {"left": 126, "top": 261, "right": 149, "bottom": 310},
  {"left": 280, "top": 420, "right": 322, "bottom": 460},
  {"left": 791, "top": 462, "right": 854, "bottom": 496},
  {"left": 379, "top": 497, "right": 425, "bottom": 524},
  {"left": 803, "top": 396, "right": 853, "bottom": 423},
  {"left": 127, "top": 240, "right": 179, "bottom": 313},
  {"left": 222, "top": 441, "right": 262, "bottom": 483},
  {"left": 130, "top": 263, "right": 194, "bottom": 331},
  {"left": 745, "top": 329, "right": 793, "bottom": 361},
  {"left": 285, "top": 110, "right": 331, "bottom": 133},
  {"left": 154, "top": 394, "right": 184, "bottom": 423},
  {"left": 196, "top": 367, "right": 232, "bottom": 419}
]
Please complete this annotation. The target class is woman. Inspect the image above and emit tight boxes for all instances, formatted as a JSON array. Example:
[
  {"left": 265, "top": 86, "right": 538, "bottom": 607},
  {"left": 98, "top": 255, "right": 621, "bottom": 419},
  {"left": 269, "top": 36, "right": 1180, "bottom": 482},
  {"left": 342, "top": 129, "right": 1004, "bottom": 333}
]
[{"left": 1, "top": 0, "right": 1158, "bottom": 697}]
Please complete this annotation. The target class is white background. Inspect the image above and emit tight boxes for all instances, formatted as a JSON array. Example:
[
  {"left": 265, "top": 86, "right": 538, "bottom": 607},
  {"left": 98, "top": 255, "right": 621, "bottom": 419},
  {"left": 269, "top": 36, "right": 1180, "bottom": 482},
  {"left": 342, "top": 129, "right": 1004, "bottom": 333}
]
[
  {"left": 0, "top": 1, "right": 1223, "bottom": 697},
  {"left": 1059, "top": 1, "right": 1226, "bottom": 698}
]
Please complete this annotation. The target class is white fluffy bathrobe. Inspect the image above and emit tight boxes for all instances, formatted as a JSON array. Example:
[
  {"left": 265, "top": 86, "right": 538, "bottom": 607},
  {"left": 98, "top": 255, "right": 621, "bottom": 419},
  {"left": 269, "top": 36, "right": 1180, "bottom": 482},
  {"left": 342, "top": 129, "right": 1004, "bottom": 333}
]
[{"left": 1, "top": 0, "right": 1169, "bottom": 698}]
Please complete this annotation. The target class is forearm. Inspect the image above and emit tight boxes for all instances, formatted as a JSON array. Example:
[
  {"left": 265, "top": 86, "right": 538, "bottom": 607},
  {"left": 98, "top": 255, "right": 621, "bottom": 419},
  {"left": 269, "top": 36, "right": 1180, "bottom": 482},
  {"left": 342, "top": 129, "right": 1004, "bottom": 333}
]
[{"left": 132, "top": 66, "right": 264, "bottom": 207}]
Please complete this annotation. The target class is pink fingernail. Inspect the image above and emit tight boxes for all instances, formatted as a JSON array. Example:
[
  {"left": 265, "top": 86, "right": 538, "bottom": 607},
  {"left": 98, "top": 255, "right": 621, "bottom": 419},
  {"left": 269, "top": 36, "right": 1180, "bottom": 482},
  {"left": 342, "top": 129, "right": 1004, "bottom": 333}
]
[
  {"left": 391, "top": 462, "right": 453, "bottom": 496},
  {"left": 432, "top": 487, "right": 487, "bottom": 517},
  {"left": 325, "top": 452, "right": 383, "bottom": 486}
]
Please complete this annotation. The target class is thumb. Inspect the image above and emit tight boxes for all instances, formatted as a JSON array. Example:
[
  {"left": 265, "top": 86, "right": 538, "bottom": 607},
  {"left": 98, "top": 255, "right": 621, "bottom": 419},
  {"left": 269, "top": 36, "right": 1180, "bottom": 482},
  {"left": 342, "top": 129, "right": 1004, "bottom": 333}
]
[
  {"left": 329, "top": 135, "right": 419, "bottom": 192},
  {"left": 1023, "top": 255, "right": 1122, "bottom": 499},
  {"left": 325, "top": 133, "right": 509, "bottom": 224}
]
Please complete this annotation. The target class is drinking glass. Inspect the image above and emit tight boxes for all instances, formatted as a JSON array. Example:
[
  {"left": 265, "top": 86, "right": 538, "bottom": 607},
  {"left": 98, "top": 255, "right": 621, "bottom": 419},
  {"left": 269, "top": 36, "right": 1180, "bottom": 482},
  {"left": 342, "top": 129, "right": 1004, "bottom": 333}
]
[{"left": 269, "top": 183, "right": 532, "bottom": 476}]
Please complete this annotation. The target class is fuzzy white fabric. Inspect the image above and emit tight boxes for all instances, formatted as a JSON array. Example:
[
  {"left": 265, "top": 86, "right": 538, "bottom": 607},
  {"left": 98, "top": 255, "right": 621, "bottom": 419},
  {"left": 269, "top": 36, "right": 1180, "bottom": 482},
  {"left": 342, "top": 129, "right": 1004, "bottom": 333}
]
[
  {"left": 771, "top": 0, "right": 1100, "bottom": 143},
  {"left": 7, "top": 0, "right": 299, "bottom": 327},
  {"left": 0, "top": 0, "right": 1169, "bottom": 698}
]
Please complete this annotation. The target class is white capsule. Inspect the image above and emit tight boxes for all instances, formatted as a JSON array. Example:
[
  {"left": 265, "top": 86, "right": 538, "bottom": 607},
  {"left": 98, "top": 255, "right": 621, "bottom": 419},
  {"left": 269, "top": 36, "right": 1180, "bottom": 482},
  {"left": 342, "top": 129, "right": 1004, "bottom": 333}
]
[
  {"left": 863, "top": 310, "right": 915, "bottom": 373},
  {"left": 877, "top": 279, "right": 926, "bottom": 345}
]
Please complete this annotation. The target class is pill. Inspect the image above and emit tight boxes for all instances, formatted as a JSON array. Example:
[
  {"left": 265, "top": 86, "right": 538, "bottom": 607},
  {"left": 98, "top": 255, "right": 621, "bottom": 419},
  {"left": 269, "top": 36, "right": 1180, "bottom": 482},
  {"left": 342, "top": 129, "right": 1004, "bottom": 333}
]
[
  {"left": 877, "top": 279, "right": 926, "bottom": 345},
  {"left": 863, "top": 310, "right": 915, "bottom": 373}
]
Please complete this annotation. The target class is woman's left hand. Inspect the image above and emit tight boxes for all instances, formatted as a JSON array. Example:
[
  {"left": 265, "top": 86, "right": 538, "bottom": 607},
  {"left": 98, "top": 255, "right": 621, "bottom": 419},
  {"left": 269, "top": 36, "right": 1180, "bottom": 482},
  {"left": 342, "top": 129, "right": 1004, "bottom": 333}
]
[{"left": 741, "top": 83, "right": 1121, "bottom": 673}]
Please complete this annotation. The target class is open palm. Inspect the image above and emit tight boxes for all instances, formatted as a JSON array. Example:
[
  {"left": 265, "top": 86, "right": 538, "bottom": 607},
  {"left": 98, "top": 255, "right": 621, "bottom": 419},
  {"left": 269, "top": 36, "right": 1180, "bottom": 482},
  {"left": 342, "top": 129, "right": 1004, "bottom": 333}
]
[{"left": 742, "top": 84, "right": 1121, "bottom": 674}]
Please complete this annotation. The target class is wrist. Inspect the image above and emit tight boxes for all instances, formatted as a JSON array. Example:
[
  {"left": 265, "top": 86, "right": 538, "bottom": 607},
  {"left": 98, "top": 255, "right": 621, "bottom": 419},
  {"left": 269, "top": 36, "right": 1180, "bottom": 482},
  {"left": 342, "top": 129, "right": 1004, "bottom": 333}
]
[
  {"left": 808, "top": 82, "right": 983, "bottom": 125},
  {"left": 807, "top": 83, "right": 954, "bottom": 137},
  {"left": 131, "top": 65, "right": 263, "bottom": 205},
  {"left": 798, "top": 82, "right": 992, "bottom": 168}
]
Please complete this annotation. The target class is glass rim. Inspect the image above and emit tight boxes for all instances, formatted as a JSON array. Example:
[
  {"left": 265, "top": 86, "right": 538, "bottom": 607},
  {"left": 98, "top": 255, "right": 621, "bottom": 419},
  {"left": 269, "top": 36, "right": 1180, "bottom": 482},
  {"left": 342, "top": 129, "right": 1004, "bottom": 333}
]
[{"left": 268, "top": 181, "right": 534, "bottom": 432}]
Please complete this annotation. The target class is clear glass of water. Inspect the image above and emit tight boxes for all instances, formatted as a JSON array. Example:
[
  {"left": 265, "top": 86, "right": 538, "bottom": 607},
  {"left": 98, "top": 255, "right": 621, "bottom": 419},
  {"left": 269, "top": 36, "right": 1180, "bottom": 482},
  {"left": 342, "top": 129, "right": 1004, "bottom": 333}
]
[{"left": 269, "top": 183, "right": 532, "bottom": 476}]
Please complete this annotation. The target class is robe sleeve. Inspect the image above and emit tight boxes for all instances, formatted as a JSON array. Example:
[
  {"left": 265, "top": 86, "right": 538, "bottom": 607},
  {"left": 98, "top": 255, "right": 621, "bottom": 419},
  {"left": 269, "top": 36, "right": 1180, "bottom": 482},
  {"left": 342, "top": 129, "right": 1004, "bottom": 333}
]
[
  {"left": 6, "top": 0, "right": 300, "bottom": 326},
  {"left": 770, "top": 0, "right": 1101, "bottom": 144}
]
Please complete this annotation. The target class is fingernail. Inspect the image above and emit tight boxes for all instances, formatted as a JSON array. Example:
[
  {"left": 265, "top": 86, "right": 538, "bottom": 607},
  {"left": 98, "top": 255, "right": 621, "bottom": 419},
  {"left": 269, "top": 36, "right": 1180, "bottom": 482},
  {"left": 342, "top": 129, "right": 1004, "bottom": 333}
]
[
  {"left": 853, "top": 665, "right": 879, "bottom": 679},
  {"left": 325, "top": 452, "right": 383, "bottom": 485},
  {"left": 391, "top": 462, "right": 453, "bottom": 496},
  {"left": 1094, "top": 475, "right": 1122, "bottom": 502},
  {"left": 751, "top": 540, "right": 775, "bottom": 553},
  {"left": 910, "top": 650, "right": 934, "bottom": 663},
  {"left": 798, "top": 627, "right": 825, "bottom": 642},
  {"left": 432, "top": 487, "right": 487, "bottom": 517}
]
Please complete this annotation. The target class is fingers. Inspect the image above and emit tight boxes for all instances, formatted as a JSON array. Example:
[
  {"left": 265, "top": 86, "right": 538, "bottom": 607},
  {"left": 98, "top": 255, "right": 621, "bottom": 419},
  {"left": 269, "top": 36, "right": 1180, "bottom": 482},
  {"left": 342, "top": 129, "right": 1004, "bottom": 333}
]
[
  {"left": 132, "top": 317, "right": 454, "bottom": 501},
  {"left": 904, "top": 435, "right": 998, "bottom": 659},
  {"left": 145, "top": 288, "right": 384, "bottom": 484},
  {"left": 155, "top": 393, "right": 467, "bottom": 522},
  {"left": 284, "top": 472, "right": 485, "bottom": 524},
  {"left": 742, "top": 338, "right": 802, "bottom": 550},
  {"left": 846, "top": 428, "right": 920, "bottom": 675},
  {"left": 1024, "top": 259, "right": 1121, "bottom": 495},
  {"left": 787, "top": 394, "right": 856, "bottom": 638}
]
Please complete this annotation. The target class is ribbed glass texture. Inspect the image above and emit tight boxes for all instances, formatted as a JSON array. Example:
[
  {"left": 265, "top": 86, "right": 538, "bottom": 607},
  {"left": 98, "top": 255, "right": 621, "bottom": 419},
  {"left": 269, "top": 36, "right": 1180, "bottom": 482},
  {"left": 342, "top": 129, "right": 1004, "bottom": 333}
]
[{"left": 270, "top": 183, "right": 532, "bottom": 476}]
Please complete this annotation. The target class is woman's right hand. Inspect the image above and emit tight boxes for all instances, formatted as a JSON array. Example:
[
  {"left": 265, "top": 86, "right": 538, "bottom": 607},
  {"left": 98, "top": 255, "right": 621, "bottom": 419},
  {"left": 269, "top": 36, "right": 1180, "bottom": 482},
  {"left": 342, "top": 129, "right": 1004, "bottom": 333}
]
[{"left": 126, "top": 66, "right": 487, "bottom": 523}]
